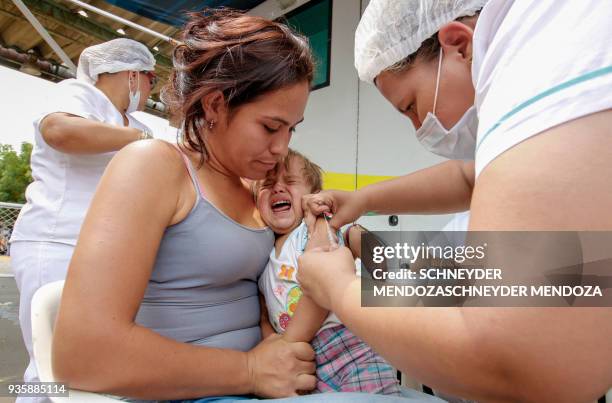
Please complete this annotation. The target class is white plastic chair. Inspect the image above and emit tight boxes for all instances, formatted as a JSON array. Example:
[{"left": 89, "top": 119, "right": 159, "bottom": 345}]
[{"left": 31, "top": 280, "right": 121, "bottom": 402}]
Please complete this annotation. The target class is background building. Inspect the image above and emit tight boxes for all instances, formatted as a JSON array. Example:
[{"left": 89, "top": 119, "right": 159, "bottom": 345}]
[{"left": 0, "top": 0, "right": 457, "bottom": 233}]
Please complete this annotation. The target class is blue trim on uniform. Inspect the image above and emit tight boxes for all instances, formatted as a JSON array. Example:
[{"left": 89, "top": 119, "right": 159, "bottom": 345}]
[{"left": 476, "top": 65, "right": 612, "bottom": 152}]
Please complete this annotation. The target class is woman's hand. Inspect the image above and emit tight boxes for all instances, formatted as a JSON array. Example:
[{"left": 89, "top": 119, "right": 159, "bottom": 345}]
[
  {"left": 246, "top": 334, "right": 316, "bottom": 397},
  {"left": 297, "top": 247, "right": 357, "bottom": 310},
  {"left": 301, "top": 190, "right": 367, "bottom": 234}
]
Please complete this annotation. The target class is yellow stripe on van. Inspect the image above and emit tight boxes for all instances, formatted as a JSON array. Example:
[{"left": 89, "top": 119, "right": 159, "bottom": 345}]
[{"left": 322, "top": 172, "right": 395, "bottom": 191}]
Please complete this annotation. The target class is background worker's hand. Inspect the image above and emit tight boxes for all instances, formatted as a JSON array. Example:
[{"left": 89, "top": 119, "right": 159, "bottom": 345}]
[
  {"left": 297, "top": 246, "right": 357, "bottom": 310},
  {"left": 302, "top": 190, "right": 367, "bottom": 234},
  {"left": 247, "top": 334, "right": 316, "bottom": 398}
]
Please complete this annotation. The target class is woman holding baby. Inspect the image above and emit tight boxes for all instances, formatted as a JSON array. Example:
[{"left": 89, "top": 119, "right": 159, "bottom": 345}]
[{"left": 52, "top": 8, "right": 438, "bottom": 403}]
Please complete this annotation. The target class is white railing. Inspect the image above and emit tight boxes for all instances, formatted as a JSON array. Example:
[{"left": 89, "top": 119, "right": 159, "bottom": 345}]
[{"left": 0, "top": 202, "right": 23, "bottom": 256}]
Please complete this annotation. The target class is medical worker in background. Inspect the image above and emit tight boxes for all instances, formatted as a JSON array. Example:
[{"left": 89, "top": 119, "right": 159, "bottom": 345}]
[
  {"left": 9, "top": 38, "right": 156, "bottom": 401},
  {"left": 300, "top": 0, "right": 612, "bottom": 401}
]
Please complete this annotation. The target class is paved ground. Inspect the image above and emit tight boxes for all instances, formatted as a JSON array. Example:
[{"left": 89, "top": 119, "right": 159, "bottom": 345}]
[
  {"left": 0, "top": 256, "right": 11, "bottom": 276},
  {"left": 0, "top": 256, "right": 27, "bottom": 403}
]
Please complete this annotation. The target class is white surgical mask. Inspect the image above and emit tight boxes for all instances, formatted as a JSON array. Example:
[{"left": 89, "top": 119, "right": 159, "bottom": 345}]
[
  {"left": 415, "top": 50, "right": 477, "bottom": 160},
  {"left": 127, "top": 72, "right": 141, "bottom": 113}
]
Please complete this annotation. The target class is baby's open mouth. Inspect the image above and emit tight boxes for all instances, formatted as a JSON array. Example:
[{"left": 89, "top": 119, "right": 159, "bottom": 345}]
[{"left": 271, "top": 200, "right": 292, "bottom": 212}]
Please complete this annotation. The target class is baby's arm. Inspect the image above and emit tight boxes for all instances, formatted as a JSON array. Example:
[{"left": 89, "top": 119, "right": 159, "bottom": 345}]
[
  {"left": 258, "top": 294, "right": 276, "bottom": 339},
  {"left": 283, "top": 218, "right": 331, "bottom": 343}
]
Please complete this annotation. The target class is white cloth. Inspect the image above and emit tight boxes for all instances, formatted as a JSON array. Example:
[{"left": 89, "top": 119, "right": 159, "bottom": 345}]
[
  {"left": 472, "top": 0, "right": 612, "bottom": 176},
  {"left": 10, "top": 241, "right": 73, "bottom": 403},
  {"left": 9, "top": 79, "right": 149, "bottom": 401},
  {"left": 442, "top": 211, "right": 470, "bottom": 233},
  {"left": 440, "top": 211, "right": 471, "bottom": 247},
  {"left": 10, "top": 79, "right": 149, "bottom": 246},
  {"left": 259, "top": 222, "right": 343, "bottom": 334}
]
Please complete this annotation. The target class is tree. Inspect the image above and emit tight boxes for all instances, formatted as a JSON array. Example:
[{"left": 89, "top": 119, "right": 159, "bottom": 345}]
[{"left": 0, "top": 143, "right": 33, "bottom": 203}]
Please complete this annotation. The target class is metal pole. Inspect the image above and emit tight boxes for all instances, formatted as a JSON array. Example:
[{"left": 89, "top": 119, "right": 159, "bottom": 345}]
[
  {"left": 11, "top": 0, "right": 77, "bottom": 72},
  {"left": 64, "top": 0, "right": 181, "bottom": 46}
]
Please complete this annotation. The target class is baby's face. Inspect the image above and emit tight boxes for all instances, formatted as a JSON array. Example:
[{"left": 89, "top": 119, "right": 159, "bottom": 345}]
[{"left": 257, "top": 158, "right": 312, "bottom": 235}]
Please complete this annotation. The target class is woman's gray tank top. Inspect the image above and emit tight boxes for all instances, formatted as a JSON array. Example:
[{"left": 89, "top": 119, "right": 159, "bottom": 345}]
[{"left": 135, "top": 148, "right": 274, "bottom": 351}]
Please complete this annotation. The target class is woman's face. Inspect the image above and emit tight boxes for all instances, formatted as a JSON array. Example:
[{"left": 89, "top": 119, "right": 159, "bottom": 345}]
[
  {"left": 206, "top": 81, "right": 310, "bottom": 180},
  {"left": 374, "top": 22, "right": 476, "bottom": 132}
]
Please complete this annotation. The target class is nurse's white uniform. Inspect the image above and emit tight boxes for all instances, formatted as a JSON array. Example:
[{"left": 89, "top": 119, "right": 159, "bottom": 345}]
[
  {"left": 10, "top": 78, "right": 149, "bottom": 403},
  {"left": 472, "top": 0, "right": 612, "bottom": 177}
]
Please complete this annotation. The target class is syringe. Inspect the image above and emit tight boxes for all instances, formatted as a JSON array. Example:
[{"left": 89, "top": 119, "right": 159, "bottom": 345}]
[{"left": 323, "top": 212, "right": 339, "bottom": 250}]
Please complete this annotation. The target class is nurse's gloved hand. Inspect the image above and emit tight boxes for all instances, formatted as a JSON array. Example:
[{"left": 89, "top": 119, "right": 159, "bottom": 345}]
[
  {"left": 302, "top": 190, "right": 367, "bottom": 235},
  {"left": 247, "top": 334, "right": 316, "bottom": 397}
]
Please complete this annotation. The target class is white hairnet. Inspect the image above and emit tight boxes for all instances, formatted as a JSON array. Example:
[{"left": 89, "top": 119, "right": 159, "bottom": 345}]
[
  {"left": 76, "top": 38, "right": 156, "bottom": 84},
  {"left": 355, "top": 0, "right": 487, "bottom": 83}
]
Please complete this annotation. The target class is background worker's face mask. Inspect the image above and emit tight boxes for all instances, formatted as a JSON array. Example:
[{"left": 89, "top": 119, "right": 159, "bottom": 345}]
[
  {"left": 415, "top": 50, "right": 477, "bottom": 160},
  {"left": 127, "top": 71, "right": 141, "bottom": 113}
]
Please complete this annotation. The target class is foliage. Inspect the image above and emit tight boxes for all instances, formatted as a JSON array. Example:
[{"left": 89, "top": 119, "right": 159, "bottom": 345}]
[{"left": 0, "top": 143, "right": 33, "bottom": 203}]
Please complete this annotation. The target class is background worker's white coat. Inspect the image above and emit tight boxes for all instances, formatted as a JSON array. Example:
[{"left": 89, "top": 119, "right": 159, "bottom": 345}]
[{"left": 10, "top": 78, "right": 150, "bottom": 403}]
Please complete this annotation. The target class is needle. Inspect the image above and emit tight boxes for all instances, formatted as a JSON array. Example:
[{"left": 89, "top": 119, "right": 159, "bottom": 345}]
[{"left": 323, "top": 212, "right": 339, "bottom": 250}]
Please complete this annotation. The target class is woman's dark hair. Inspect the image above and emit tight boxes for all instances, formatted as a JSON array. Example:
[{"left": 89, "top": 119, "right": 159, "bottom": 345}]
[{"left": 163, "top": 8, "right": 314, "bottom": 162}]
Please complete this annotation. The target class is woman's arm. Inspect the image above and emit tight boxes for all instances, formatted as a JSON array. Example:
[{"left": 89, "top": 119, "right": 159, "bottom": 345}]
[
  {"left": 53, "top": 140, "right": 315, "bottom": 399},
  {"left": 40, "top": 112, "right": 144, "bottom": 154},
  {"left": 299, "top": 110, "right": 612, "bottom": 403},
  {"left": 303, "top": 159, "right": 474, "bottom": 231}
]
